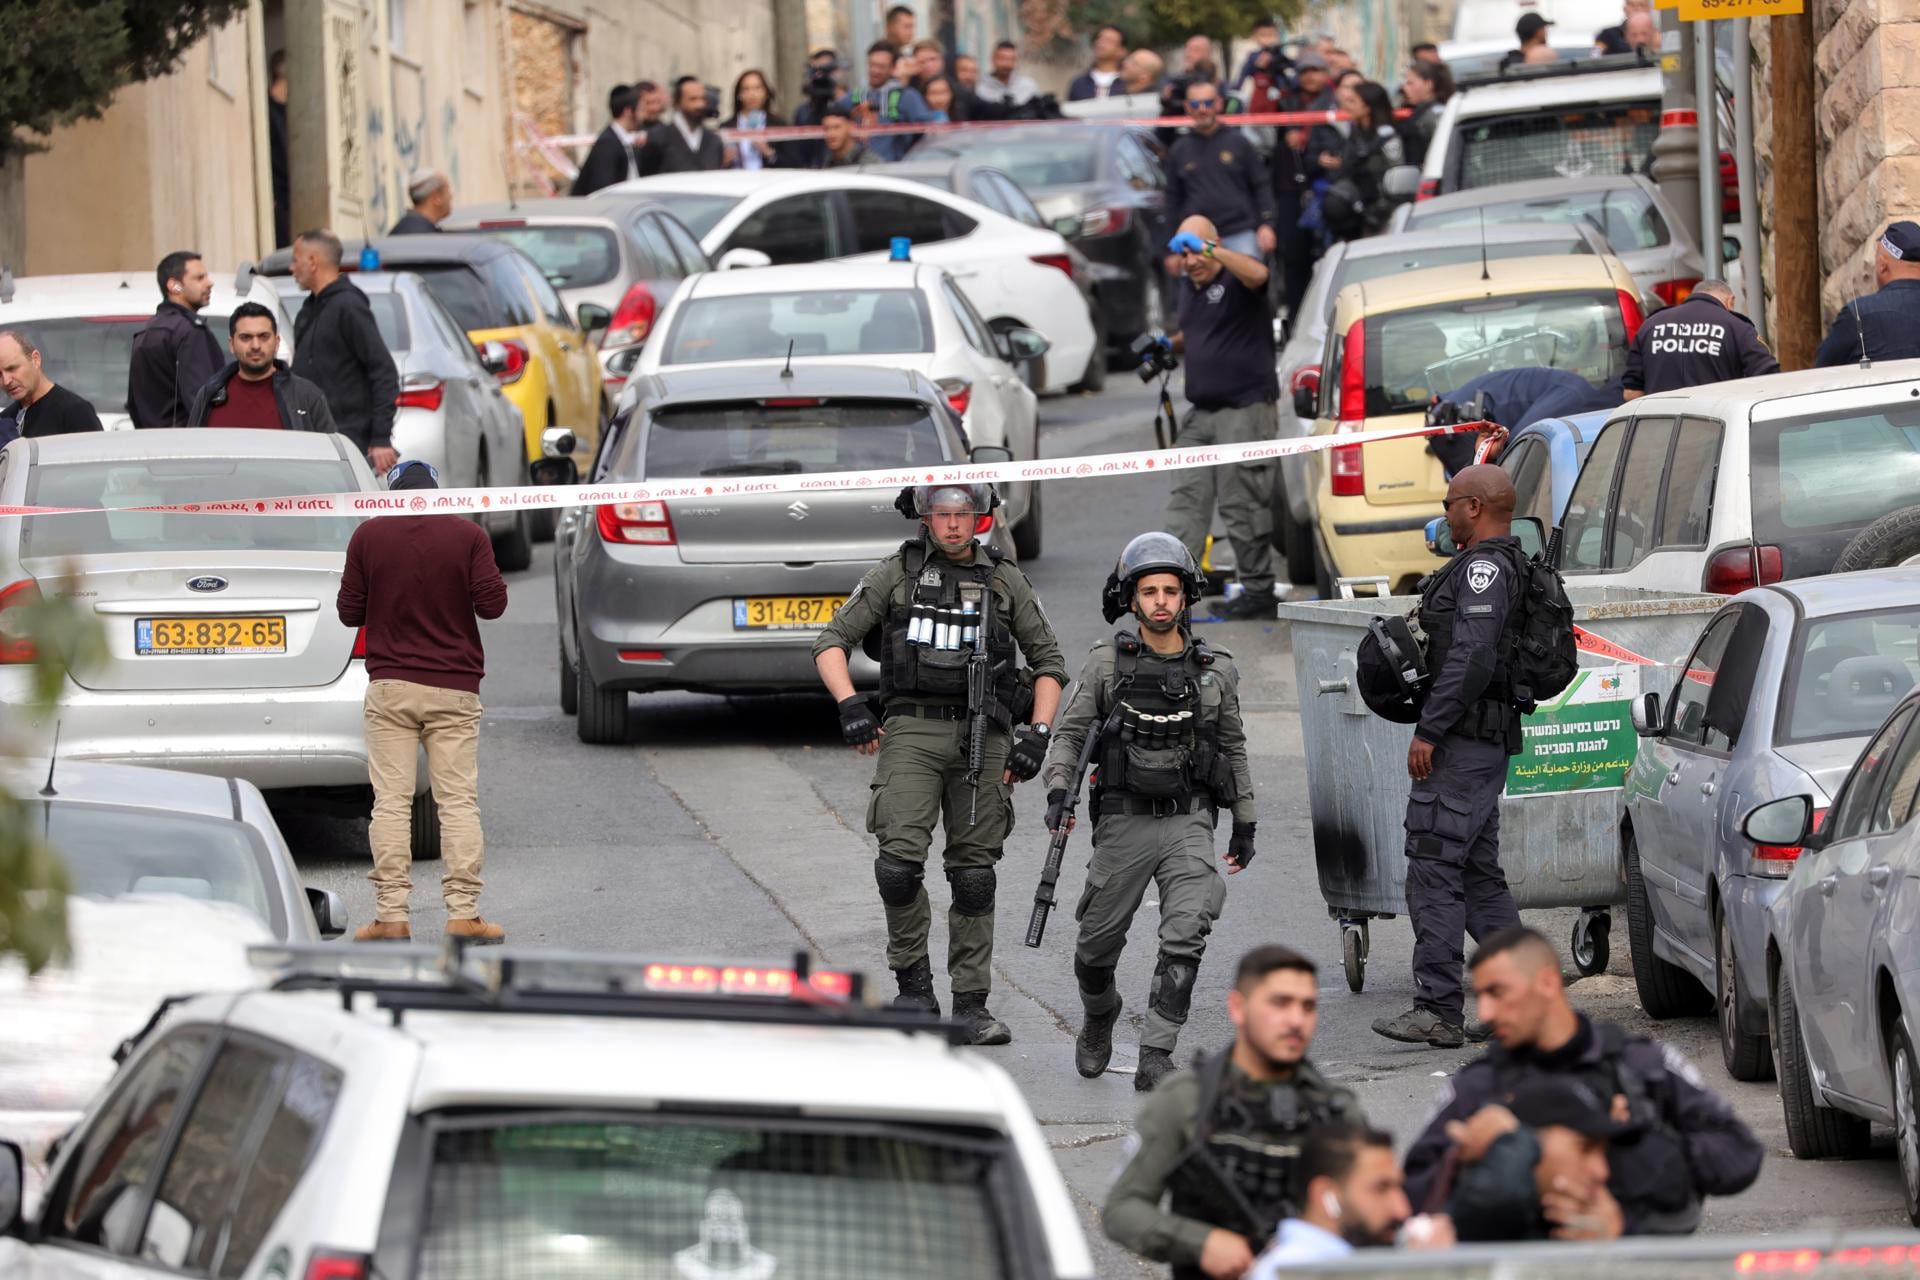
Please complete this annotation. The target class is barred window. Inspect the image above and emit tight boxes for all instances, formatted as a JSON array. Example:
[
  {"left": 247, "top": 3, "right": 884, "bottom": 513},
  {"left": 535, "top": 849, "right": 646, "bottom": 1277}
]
[{"left": 1457, "top": 103, "right": 1660, "bottom": 191}]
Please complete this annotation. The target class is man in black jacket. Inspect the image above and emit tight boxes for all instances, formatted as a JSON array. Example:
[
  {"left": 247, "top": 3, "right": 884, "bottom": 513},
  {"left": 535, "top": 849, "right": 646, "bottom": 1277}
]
[
  {"left": 1161, "top": 80, "right": 1276, "bottom": 271},
  {"left": 639, "top": 78, "right": 728, "bottom": 175},
  {"left": 389, "top": 170, "right": 451, "bottom": 235},
  {"left": 571, "top": 83, "right": 643, "bottom": 195},
  {"left": 1623, "top": 280, "right": 1778, "bottom": 397},
  {"left": 187, "top": 302, "right": 337, "bottom": 431},
  {"left": 1816, "top": 220, "right": 1920, "bottom": 365},
  {"left": 1404, "top": 927, "right": 1763, "bottom": 1233},
  {"left": 290, "top": 229, "right": 399, "bottom": 472},
  {"left": 127, "top": 250, "right": 224, "bottom": 429},
  {"left": 0, "top": 330, "right": 104, "bottom": 438}
]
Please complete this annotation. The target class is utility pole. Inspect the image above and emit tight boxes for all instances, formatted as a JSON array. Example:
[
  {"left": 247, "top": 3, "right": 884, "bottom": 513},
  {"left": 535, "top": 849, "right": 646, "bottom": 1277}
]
[
  {"left": 1650, "top": 9, "right": 1703, "bottom": 252},
  {"left": 1693, "top": 19, "right": 1723, "bottom": 283},
  {"left": 1770, "top": 8, "right": 1819, "bottom": 368},
  {"left": 1732, "top": 19, "right": 1765, "bottom": 335}
]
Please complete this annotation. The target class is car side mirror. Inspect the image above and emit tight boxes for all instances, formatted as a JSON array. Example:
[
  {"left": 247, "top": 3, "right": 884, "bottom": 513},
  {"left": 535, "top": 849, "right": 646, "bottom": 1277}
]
[
  {"left": 576, "top": 302, "right": 612, "bottom": 334},
  {"left": 1742, "top": 795, "right": 1814, "bottom": 848},
  {"left": 970, "top": 444, "right": 1013, "bottom": 464},
  {"left": 1722, "top": 234, "right": 1741, "bottom": 265},
  {"left": 543, "top": 426, "right": 578, "bottom": 458},
  {"left": 0, "top": 1138, "right": 23, "bottom": 1237},
  {"left": 716, "top": 247, "right": 772, "bottom": 271},
  {"left": 1005, "top": 326, "right": 1050, "bottom": 362},
  {"left": 1425, "top": 515, "right": 1457, "bottom": 558},
  {"left": 304, "top": 887, "right": 347, "bottom": 940},
  {"left": 1381, "top": 164, "right": 1423, "bottom": 202},
  {"left": 478, "top": 340, "right": 511, "bottom": 375},
  {"left": 1512, "top": 516, "right": 1545, "bottom": 559},
  {"left": 1631, "top": 690, "right": 1665, "bottom": 738}
]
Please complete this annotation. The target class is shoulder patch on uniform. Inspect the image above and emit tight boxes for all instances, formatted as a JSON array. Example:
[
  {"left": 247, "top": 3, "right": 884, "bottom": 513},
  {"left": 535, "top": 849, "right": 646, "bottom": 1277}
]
[
  {"left": 1466, "top": 558, "right": 1500, "bottom": 594},
  {"left": 1462, "top": 603, "right": 1494, "bottom": 616}
]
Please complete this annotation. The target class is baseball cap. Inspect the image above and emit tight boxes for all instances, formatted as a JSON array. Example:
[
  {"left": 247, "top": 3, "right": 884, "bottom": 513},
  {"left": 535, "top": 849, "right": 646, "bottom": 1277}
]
[
  {"left": 1294, "top": 52, "right": 1329, "bottom": 71},
  {"left": 1508, "top": 1076, "right": 1622, "bottom": 1140},
  {"left": 1882, "top": 221, "right": 1920, "bottom": 260},
  {"left": 1516, "top": 13, "right": 1554, "bottom": 40}
]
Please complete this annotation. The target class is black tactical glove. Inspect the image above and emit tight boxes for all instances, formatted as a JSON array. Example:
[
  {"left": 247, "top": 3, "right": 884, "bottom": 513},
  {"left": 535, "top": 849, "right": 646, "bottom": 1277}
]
[
  {"left": 1007, "top": 723, "right": 1049, "bottom": 781},
  {"left": 1227, "top": 821, "right": 1257, "bottom": 870},
  {"left": 838, "top": 696, "right": 881, "bottom": 746},
  {"left": 1045, "top": 788, "right": 1069, "bottom": 832}
]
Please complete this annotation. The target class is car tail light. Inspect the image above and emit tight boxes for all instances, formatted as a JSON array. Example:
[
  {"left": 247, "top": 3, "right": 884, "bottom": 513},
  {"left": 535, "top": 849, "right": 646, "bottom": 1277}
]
[
  {"left": 935, "top": 377, "right": 972, "bottom": 417},
  {"left": 0, "top": 579, "right": 42, "bottom": 664},
  {"left": 87, "top": 315, "right": 151, "bottom": 324},
  {"left": 1720, "top": 150, "right": 1739, "bottom": 220},
  {"left": 477, "top": 218, "right": 529, "bottom": 229},
  {"left": 1754, "top": 807, "right": 1827, "bottom": 867},
  {"left": 304, "top": 1252, "right": 371, "bottom": 1280},
  {"left": 395, "top": 376, "right": 444, "bottom": 412},
  {"left": 1330, "top": 444, "right": 1365, "bottom": 498},
  {"left": 1416, "top": 178, "right": 1440, "bottom": 201},
  {"left": 1030, "top": 252, "right": 1075, "bottom": 280},
  {"left": 1077, "top": 206, "right": 1131, "bottom": 237},
  {"left": 1703, "top": 544, "right": 1784, "bottom": 595},
  {"left": 1616, "top": 289, "right": 1645, "bottom": 338},
  {"left": 1653, "top": 278, "right": 1699, "bottom": 308},
  {"left": 606, "top": 281, "right": 659, "bottom": 348},
  {"left": 487, "top": 338, "right": 529, "bottom": 384},
  {"left": 1336, "top": 320, "right": 1367, "bottom": 421},
  {"left": 597, "top": 500, "right": 675, "bottom": 545},
  {"left": 350, "top": 627, "right": 367, "bottom": 659},
  {"left": 761, "top": 397, "right": 825, "bottom": 407}
]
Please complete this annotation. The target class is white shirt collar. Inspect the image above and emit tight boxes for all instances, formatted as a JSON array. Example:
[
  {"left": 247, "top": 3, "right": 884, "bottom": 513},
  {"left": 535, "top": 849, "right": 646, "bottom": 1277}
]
[
  {"left": 673, "top": 114, "right": 704, "bottom": 152},
  {"left": 1247, "top": 1219, "right": 1353, "bottom": 1277}
]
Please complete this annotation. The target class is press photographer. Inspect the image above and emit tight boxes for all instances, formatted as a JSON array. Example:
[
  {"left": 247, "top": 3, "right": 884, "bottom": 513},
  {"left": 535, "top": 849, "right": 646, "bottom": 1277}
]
[{"left": 791, "top": 48, "right": 849, "bottom": 169}]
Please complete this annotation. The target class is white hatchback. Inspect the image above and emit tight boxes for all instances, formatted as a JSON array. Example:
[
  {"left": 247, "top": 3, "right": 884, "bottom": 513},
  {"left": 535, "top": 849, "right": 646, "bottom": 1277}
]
[
  {"left": 611, "top": 169, "right": 1101, "bottom": 395},
  {"left": 628, "top": 259, "right": 1048, "bottom": 558},
  {"left": 0, "top": 268, "right": 296, "bottom": 431}
]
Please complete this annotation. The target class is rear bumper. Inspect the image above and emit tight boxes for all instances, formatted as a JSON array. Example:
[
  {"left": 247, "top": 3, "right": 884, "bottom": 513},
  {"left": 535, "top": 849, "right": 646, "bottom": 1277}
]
[{"left": 1315, "top": 489, "right": 1441, "bottom": 592}]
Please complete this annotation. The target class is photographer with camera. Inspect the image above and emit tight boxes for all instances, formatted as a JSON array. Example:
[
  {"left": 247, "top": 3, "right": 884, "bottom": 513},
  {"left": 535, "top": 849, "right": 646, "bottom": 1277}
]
[
  {"left": 638, "top": 76, "right": 727, "bottom": 175},
  {"left": 791, "top": 49, "right": 851, "bottom": 170},
  {"left": 1159, "top": 215, "right": 1281, "bottom": 622}
]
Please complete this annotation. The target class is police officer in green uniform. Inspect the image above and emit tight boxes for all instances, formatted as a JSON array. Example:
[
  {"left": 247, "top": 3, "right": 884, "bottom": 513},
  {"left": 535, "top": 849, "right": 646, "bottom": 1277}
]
[
  {"left": 813, "top": 482, "right": 1066, "bottom": 1045},
  {"left": 1104, "top": 945, "right": 1364, "bottom": 1279},
  {"left": 1043, "top": 533, "right": 1256, "bottom": 1092}
]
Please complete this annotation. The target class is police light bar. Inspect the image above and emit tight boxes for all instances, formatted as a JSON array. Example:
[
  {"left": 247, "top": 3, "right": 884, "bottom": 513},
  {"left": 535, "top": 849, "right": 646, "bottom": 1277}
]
[
  {"left": 468, "top": 950, "right": 862, "bottom": 1004},
  {"left": 249, "top": 942, "right": 448, "bottom": 985}
]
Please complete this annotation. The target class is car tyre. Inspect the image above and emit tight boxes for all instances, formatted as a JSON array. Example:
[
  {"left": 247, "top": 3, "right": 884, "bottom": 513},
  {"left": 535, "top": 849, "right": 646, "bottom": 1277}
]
[
  {"left": 1717, "top": 907, "right": 1773, "bottom": 1081},
  {"left": 1833, "top": 504, "right": 1920, "bottom": 573},
  {"left": 528, "top": 402, "right": 561, "bottom": 542},
  {"left": 559, "top": 631, "right": 579, "bottom": 716},
  {"left": 1013, "top": 482, "right": 1044, "bottom": 560},
  {"left": 1772, "top": 959, "right": 1871, "bottom": 1159},
  {"left": 1892, "top": 1024, "right": 1920, "bottom": 1225},
  {"left": 1624, "top": 828, "right": 1713, "bottom": 1018},
  {"left": 1312, "top": 530, "right": 1335, "bottom": 600},
  {"left": 411, "top": 789, "right": 441, "bottom": 862},
  {"left": 1271, "top": 473, "right": 1316, "bottom": 585},
  {"left": 576, "top": 658, "right": 630, "bottom": 745}
]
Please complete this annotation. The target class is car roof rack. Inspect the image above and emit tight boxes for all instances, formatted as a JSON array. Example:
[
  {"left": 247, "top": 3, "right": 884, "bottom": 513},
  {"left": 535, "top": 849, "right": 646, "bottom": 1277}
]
[
  {"left": 249, "top": 941, "right": 972, "bottom": 1044},
  {"left": 1456, "top": 48, "right": 1657, "bottom": 90}
]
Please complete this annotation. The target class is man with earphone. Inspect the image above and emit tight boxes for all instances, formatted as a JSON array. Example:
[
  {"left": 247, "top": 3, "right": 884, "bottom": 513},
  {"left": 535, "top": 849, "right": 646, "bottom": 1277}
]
[
  {"left": 1248, "top": 1125, "right": 1454, "bottom": 1272},
  {"left": 127, "top": 250, "right": 224, "bottom": 429}
]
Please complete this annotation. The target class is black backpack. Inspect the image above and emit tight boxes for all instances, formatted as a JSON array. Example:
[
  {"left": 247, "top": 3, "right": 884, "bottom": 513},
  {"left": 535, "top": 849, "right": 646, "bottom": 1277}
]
[{"left": 1495, "top": 539, "right": 1577, "bottom": 713}]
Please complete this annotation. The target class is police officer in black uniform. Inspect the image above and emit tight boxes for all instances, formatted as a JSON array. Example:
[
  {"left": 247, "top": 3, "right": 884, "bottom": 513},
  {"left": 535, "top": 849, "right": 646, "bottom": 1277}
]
[
  {"left": 1622, "top": 279, "right": 1778, "bottom": 398},
  {"left": 1372, "top": 464, "right": 1527, "bottom": 1049},
  {"left": 1816, "top": 221, "right": 1920, "bottom": 366},
  {"left": 1104, "top": 945, "right": 1363, "bottom": 1279}
]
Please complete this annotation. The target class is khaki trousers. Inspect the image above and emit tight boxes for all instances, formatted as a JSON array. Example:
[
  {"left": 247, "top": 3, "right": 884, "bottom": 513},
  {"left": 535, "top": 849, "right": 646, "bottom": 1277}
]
[{"left": 365, "top": 678, "right": 485, "bottom": 921}]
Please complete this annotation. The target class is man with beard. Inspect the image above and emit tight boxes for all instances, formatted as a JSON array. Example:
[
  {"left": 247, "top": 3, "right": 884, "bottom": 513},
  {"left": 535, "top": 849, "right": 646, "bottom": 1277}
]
[
  {"left": 1105, "top": 945, "right": 1360, "bottom": 1277},
  {"left": 1250, "top": 1125, "right": 1454, "bottom": 1270}
]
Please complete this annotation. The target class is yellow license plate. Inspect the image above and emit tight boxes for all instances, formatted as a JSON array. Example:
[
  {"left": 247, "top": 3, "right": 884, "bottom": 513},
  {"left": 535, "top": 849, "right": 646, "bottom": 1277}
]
[
  {"left": 732, "top": 596, "right": 845, "bottom": 631},
  {"left": 137, "top": 616, "right": 287, "bottom": 655}
]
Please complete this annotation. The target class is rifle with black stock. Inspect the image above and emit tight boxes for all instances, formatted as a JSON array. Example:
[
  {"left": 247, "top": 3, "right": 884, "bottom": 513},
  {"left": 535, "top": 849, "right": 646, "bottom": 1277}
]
[
  {"left": 1026, "top": 705, "right": 1122, "bottom": 948},
  {"left": 965, "top": 572, "right": 994, "bottom": 824}
]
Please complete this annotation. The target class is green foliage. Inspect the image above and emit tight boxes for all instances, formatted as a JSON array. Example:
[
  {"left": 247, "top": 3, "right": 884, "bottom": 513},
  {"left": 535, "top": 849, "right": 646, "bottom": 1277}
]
[
  {"left": 0, "top": 1, "right": 250, "bottom": 155},
  {"left": 1071, "top": 0, "right": 1303, "bottom": 51},
  {"left": 0, "top": 591, "right": 106, "bottom": 974}
]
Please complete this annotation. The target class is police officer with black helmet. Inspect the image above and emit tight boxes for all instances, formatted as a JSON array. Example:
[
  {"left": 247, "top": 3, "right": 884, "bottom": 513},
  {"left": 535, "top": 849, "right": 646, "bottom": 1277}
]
[
  {"left": 1372, "top": 464, "right": 1527, "bottom": 1049},
  {"left": 1042, "top": 532, "right": 1256, "bottom": 1091},
  {"left": 812, "top": 481, "right": 1066, "bottom": 1045},
  {"left": 1104, "top": 945, "right": 1364, "bottom": 1278}
]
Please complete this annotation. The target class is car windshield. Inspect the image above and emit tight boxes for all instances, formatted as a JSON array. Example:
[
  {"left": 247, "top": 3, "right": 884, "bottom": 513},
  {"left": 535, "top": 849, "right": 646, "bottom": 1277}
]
[
  {"left": 413, "top": 1117, "right": 1014, "bottom": 1280},
  {"left": 920, "top": 136, "right": 1098, "bottom": 187},
  {"left": 1455, "top": 101, "right": 1661, "bottom": 191},
  {"left": 646, "top": 193, "right": 745, "bottom": 239},
  {"left": 12, "top": 317, "right": 146, "bottom": 415},
  {"left": 1408, "top": 186, "right": 1671, "bottom": 250},
  {"left": 38, "top": 802, "right": 275, "bottom": 932},
  {"left": 279, "top": 292, "right": 409, "bottom": 351},
  {"left": 641, "top": 401, "right": 949, "bottom": 477},
  {"left": 664, "top": 290, "right": 936, "bottom": 364},
  {"left": 474, "top": 224, "right": 621, "bottom": 289},
  {"left": 1325, "top": 240, "right": 1591, "bottom": 323},
  {"left": 1751, "top": 405, "right": 1920, "bottom": 579},
  {"left": 1356, "top": 291, "right": 1626, "bottom": 415},
  {"left": 1783, "top": 606, "right": 1920, "bottom": 744},
  {"left": 22, "top": 458, "right": 364, "bottom": 558}
]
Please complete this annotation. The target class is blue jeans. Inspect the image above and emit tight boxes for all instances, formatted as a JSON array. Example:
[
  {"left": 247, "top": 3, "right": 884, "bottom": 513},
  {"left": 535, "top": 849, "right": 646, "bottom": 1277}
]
[{"left": 1219, "top": 229, "right": 1261, "bottom": 257}]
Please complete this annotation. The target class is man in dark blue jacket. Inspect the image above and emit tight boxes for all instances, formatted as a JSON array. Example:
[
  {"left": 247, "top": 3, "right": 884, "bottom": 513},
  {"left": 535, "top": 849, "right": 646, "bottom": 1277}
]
[
  {"left": 1067, "top": 23, "right": 1129, "bottom": 100},
  {"left": 1623, "top": 280, "right": 1777, "bottom": 396},
  {"left": 127, "top": 250, "right": 224, "bottom": 428},
  {"left": 1816, "top": 220, "right": 1920, "bottom": 366},
  {"left": 1427, "top": 367, "right": 1623, "bottom": 474},
  {"left": 290, "top": 229, "right": 399, "bottom": 472}
]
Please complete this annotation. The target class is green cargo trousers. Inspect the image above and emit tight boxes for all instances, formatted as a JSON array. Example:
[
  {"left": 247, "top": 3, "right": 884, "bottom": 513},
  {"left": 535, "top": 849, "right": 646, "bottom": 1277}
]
[
  {"left": 1073, "top": 809, "right": 1226, "bottom": 1051},
  {"left": 866, "top": 714, "right": 1014, "bottom": 993}
]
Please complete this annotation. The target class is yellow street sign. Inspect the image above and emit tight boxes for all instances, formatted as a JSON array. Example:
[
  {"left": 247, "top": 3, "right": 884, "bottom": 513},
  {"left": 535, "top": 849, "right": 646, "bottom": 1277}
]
[{"left": 1677, "top": 0, "right": 1802, "bottom": 18}]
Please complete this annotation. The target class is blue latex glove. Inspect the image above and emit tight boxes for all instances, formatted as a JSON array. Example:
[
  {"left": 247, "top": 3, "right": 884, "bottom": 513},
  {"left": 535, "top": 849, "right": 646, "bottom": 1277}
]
[{"left": 1168, "top": 231, "right": 1207, "bottom": 255}]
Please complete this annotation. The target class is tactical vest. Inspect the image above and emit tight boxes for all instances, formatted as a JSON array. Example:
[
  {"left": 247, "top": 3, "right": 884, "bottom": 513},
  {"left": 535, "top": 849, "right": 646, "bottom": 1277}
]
[
  {"left": 1415, "top": 538, "right": 1525, "bottom": 744},
  {"left": 1165, "top": 1052, "right": 1352, "bottom": 1270},
  {"left": 1096, "top": 633, "right": 1235, "bottom": 806},
  {"left": 877, "top": 539, "right": 1020, "bottom": 717}
]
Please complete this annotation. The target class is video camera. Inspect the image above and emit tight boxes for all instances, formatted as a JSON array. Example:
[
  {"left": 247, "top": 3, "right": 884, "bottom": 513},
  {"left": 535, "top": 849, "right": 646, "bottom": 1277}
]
[
  {"left": 1132, "top": 331, "right": 1178, "bottom": 383},
  {"left": 806, "top": 58, "right": 842, "bottom": 103}
]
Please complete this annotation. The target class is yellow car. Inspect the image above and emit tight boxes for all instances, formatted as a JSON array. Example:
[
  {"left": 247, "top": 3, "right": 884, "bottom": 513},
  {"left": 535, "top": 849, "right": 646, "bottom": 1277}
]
[{"left": 1301, "top": 256, "right": 1643, "bottom": 593}]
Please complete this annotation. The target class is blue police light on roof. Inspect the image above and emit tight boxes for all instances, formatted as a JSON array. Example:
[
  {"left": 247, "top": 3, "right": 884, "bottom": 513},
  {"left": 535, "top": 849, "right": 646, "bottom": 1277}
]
[
  {"left": 890, "top": 237, "right": 912, "bottom": 262},
  {"left": 359, "top": 244, "right": 381, "bottom": 272}
]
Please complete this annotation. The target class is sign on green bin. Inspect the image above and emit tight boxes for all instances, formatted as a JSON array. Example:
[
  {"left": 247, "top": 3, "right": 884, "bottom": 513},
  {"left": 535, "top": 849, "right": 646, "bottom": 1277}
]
[{"left": 1507, "top": 665, "right": 1642, "bottom": 796}]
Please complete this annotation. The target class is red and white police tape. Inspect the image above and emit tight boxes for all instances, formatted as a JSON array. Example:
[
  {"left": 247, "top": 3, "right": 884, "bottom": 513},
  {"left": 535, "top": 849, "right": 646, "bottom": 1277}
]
[{"left": 0, "top": 421, "right": 1492, "bottom": 520}]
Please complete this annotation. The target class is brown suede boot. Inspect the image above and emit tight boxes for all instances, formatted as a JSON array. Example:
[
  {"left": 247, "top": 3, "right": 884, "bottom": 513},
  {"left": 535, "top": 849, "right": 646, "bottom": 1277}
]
[
  {"left": 354, "top": 919, "right": 411, "bottom": 943},
  {"left": 445, "top": 917, "right": 506, "bottom": 946}
]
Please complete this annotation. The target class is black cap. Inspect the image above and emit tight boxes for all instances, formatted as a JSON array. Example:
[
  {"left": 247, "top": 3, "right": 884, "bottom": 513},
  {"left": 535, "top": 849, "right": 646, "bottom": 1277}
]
[
  {"left": 1508, "top": 1076, "right": 1621, "bottom": 1140},
  {"left": 1882, "top": 221, "right": 1920, "bottom": 261},
  {"left": 1516, "top": 13, "right": 1554, "bottom": 41}
]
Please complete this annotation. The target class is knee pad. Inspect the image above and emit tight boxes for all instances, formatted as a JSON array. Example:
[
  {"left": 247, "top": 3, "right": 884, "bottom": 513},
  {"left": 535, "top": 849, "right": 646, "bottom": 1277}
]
[
  {"left": 873, "top": 856, "right": 924, "bottom": 908},
  {"left": 947, "top": 866, "right": 997, "bottom": 918},
  {"left": 1150, "top": 955, "right": 1199, "bottom": 1024},
  {"left": 1074, "top": 957, "right": 1116, "bottom": 997}
]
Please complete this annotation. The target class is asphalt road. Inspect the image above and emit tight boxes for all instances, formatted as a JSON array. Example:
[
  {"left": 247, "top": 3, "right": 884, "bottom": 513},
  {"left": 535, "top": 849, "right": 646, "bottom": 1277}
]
[{"left": 282, "top": 375, "right": 1910, "bottom": 1272}]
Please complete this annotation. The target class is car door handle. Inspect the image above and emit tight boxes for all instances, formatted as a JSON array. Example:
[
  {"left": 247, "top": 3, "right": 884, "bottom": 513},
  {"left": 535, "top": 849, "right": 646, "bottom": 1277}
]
[
  {"left": 1818, "top": 874, "right": 1839, "bottom": 897},
  {"left": 1870, "top": 866, "right": 1893, "bottom": 888},
  {"left": 1665, "top": 771, "right": 1681, "bottom": 787},
  {"left": 1700, "top": 782, "right": 1716, "bottom": 797}
]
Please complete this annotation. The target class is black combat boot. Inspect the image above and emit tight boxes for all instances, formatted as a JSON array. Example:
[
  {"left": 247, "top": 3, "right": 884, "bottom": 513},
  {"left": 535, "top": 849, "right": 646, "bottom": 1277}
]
[
  {"left": 1076, "top": 1005, "right": 1121, "bottom": 1078},
  {"left": 1135, "top": 1046, "right": 1177, "bottom": 1092},
  {"left": 892, "top": 956, "right": 940, "bottom": 1016},
  {"left": 952, "top": 991, "right": 1013, "bottom": 1045}
]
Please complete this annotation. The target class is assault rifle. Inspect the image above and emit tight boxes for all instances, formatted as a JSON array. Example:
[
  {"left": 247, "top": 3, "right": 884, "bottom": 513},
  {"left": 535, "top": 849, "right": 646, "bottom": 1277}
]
[
  {"left": 1026, "top": 705, "right": 1121, "bottom": 948},
  {"left": 966, "top": 573, "right": 994, "bottom": 824}
]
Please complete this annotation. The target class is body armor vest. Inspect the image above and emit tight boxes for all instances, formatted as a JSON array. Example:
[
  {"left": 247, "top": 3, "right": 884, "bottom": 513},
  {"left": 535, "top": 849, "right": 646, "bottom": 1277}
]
[
  {"left": 1416, "top": 540, "right": 1524, "bottom": 742},
  {"left": 1097, "top": 634, "right": 1234, "bottom": 804},
  {"left": 878, "top": 539, "right": 1020, "bottom": 717}
]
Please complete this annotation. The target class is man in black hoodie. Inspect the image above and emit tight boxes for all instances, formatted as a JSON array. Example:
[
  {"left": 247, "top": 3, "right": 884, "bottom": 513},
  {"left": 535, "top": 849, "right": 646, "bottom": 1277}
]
[
  {"left": 290, "top": 229, "right": 399, "bottom": 472},
  {"left": 127, "top": 250, "right": 224, "bottom": 429},
  {"left": 186, "top": 302, "right": 337, "bottom": 431}
]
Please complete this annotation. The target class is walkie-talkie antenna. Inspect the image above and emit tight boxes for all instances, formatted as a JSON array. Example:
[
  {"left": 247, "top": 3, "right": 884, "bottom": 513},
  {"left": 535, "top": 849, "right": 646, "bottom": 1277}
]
[
  {"left": 1855, "top": 296, "right": 1871, "bottom": 369},
  {"left": 40, "top": 722, "right": 60, "bottom": 797},
  {"left": 1478, "top": 207, "right": 1491, "bottom": 282},
  {"left": 781, "top": 338, "right": 796, "bottom": 379}
]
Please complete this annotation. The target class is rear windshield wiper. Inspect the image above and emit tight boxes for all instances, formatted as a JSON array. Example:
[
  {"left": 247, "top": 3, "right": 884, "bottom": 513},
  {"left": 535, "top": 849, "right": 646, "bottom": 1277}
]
[{"left": 698, "top": 460, "right": 805, "bottom": 476}]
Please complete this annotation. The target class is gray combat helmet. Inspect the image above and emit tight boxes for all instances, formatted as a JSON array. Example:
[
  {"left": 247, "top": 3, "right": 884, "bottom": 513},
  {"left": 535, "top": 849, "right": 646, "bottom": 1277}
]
[
  {"left": 1103, "top": 531, "right": 1204, "bottom": 623},
  {"left": 894, "top": 481, "right": 1000, "bottom": 518}
]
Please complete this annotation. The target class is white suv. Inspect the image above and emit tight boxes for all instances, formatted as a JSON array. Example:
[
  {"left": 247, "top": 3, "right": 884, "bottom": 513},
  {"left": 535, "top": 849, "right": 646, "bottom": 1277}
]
[{"left": 0, "top": 945, "right": 1096, "bottom": 1280}]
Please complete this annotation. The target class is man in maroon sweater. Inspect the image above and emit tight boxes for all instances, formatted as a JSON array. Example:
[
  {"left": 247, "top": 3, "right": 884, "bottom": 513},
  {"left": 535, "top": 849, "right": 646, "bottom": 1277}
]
[{"left": 337, "top": 459, "right": 509, "bottom": 943}]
